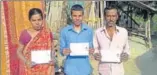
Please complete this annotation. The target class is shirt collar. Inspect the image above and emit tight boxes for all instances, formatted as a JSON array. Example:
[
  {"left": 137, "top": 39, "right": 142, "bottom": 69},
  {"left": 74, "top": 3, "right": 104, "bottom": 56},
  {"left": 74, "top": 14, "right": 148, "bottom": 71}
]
[
  {"left": 68, "top": 23, "right": 88, "bottom": 31},
  {"left": 101, "top": 25, "right": 120, "bottom": 33}
]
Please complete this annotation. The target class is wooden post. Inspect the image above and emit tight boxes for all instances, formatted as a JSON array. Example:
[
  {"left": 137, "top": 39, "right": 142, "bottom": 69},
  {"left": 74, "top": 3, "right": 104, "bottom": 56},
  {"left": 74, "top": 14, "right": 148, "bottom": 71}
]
[
  {"left": 100, "top": 1, "right": 104, "bottom": 27},
  {"left": 145, "top": 13, "right": 152, "bottom": 48},
  {"left": 145, "top": 20, "right": 148, "bottom": 38},
  {"left": 96, "top": 1, "right": 100, "bottom": 28},
  {"left": 127, "top": 3, "right": 129, "bottom": 28},
  {"left": 130, "top": 6, "right": 132, "bottom": 30},
  {"left": 148, "top": 14, "right": 152, "bottom": 48}
]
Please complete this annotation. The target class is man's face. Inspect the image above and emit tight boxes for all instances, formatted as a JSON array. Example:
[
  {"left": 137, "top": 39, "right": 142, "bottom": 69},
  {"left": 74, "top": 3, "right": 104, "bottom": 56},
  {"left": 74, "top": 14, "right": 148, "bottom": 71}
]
[
  {"left": 105, "top": 9, "right": 118, "bottom": 27},
  {"left": 71, "top": 10, "right": 83, "bottom": 26}
]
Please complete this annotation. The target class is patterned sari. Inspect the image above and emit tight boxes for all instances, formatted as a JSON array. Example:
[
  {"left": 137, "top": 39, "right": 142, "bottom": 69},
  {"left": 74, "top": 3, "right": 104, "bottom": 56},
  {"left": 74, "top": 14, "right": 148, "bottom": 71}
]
[{"left": 19, "top": 27, "right": 54, "bottom": 75}]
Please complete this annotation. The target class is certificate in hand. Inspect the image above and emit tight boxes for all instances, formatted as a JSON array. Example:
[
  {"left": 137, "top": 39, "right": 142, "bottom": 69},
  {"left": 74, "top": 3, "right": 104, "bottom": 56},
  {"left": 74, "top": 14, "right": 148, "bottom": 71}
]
[
  {"left": 70, "top": 43, "right": 89, "bottom": 56},
  {"left": 31, "top": 50, "right": 51, "bottom": 64},
  {"left": 101, "top": 50, "right": 121, "bottom": 63}
]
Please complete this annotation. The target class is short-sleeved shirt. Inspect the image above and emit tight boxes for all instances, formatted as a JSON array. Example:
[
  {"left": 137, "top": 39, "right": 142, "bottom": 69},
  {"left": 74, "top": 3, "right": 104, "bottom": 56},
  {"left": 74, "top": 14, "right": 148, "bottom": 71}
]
[
  {"left": 93, "top": 26, "right": 130, "bottom": 75},
  {"left": 60, "top": 23, "right": 93, "bottom": 75}
]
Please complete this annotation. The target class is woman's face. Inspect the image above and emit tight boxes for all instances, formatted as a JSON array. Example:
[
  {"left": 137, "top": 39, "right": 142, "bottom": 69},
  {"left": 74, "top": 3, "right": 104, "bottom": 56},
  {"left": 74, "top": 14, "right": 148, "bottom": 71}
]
[{"left": 30, "top": 14, "right": 43, "bottom": 31}]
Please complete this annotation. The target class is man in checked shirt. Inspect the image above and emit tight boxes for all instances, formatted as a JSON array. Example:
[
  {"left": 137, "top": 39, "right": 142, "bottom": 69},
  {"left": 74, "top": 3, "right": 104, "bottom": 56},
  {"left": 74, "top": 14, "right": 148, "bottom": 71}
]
[{"left": 93, "top": 5, "right": 130, "bottom": 75}]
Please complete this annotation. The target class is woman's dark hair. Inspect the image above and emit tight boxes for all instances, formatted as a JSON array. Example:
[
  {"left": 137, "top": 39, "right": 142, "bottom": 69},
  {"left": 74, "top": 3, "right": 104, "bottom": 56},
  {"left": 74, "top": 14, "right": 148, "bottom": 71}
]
[{"left": 28, "top": 8, "right": 43, "bottom": 20}]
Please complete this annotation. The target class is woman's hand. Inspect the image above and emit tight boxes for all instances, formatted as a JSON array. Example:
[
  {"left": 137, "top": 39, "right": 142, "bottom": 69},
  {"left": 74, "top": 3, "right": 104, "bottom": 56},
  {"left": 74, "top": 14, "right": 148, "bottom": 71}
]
[
  {"left": 25, "top": 61, "right": 36, "bottom": 68},
  {"left": 49, "top": 60, "right": 55, "bottom": 66}
]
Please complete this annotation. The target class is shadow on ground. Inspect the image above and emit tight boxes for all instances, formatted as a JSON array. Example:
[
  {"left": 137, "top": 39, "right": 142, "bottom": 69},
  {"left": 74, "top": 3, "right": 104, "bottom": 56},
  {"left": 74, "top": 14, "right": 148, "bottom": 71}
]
[{"left": 135, "top": 35, "right": 157, "bottom": 75}]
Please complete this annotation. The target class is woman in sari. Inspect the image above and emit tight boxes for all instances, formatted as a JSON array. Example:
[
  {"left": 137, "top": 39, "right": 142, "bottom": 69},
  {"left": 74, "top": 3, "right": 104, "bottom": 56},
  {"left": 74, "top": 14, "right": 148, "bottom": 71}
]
[{"left": 17, "top": 8, "right": 55, "bottom": 75}]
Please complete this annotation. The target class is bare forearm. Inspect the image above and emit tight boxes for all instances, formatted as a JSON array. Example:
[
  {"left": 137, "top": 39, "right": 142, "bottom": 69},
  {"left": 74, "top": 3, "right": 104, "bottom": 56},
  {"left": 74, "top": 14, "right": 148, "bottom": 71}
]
[{"left": 17, "top": 48, "right": 27, "bottom": 63}]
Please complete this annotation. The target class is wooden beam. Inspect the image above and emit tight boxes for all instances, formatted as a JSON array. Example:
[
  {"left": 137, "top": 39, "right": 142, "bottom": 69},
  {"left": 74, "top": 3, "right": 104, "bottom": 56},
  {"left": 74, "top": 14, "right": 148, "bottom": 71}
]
[
  {"left": 129, "top": 1, "right": 157, "bottom": 13},
  {"left": 118, "top": 6, "right": 140, "bottom": 27}
]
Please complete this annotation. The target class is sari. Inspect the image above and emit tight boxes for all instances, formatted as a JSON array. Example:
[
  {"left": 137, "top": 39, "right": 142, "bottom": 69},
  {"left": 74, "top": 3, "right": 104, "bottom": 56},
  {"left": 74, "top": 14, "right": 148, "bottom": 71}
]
[{"left": 19, "top": 27, "right": 54, "bottom": 75}]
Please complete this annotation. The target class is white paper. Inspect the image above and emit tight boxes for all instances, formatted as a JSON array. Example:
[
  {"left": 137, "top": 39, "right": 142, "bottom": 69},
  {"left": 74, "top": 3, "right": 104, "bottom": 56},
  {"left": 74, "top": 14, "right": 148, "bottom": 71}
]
[
  {"left": 70, "top": 43, "right": 89, "bottom": 56},
  {"left": 101, "top": 50, "right": 121, "bottom": 62},
  {"left": 31, "top": 50, "right": 51, "bottom": 64}
]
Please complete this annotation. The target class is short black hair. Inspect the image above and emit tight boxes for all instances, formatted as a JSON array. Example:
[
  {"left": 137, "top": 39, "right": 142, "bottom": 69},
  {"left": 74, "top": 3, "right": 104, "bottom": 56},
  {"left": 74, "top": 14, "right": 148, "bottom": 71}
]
[
  {"left": 104, "top": 5, "right": 119, "bottom": 16},
  {"left": 71, "top": 4, "right": 84, "bottom": 15},
  {"left": 28, "top": 8, "right": 43, "bottom": 20}
]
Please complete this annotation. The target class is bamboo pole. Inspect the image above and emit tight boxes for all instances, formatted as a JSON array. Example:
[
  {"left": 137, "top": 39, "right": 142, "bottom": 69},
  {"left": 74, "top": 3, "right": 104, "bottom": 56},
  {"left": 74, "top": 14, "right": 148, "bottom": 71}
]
[{"left": 100, "top": 1, "right": 104, "bottom": 27}]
